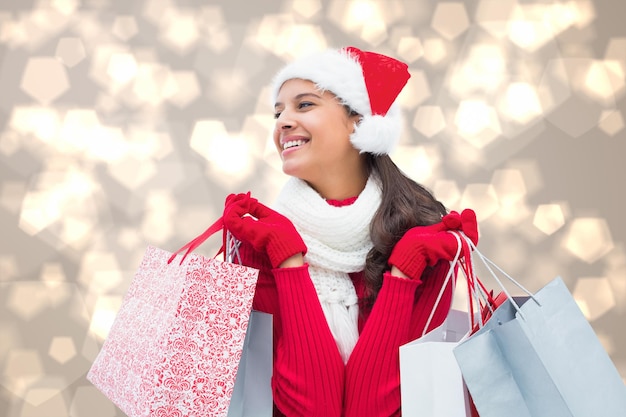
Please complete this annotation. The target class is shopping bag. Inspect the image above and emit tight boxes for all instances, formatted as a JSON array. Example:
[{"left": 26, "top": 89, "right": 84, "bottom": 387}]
[
  {"left": 227, "top": 310, "right": 273, "bottom": 417},
  {"left": 454, "top": 244, "right": 626, "bottom": 417},
  {"left": 400, "top": 309, "right": 473, "bottom": 417},
  {"left": 400, "top": 232, "right": 483, "bottom": 417},
  {"left": 87, "top": 220, "right": 262, "bottom": 417}
]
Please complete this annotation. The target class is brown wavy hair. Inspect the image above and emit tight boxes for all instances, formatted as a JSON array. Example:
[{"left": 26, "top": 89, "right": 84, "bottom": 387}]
[{"left": 363, "top": 153, "right": 447, "bottom": 307}]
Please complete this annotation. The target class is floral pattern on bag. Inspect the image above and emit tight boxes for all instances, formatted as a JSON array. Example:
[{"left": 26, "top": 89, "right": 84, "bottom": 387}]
[{"left": 87, "top": 245, "right": 259, "bottom": 417}]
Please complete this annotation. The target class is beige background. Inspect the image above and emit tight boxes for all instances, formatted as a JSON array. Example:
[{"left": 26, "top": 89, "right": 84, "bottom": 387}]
[{"left": 1, "top": 0, "right": 625, "bottom": 415}]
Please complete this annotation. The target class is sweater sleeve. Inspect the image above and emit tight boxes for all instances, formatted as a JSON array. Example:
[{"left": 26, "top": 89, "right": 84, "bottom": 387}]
[
  {"left": 238, "top": 242, "right": 345, "bottom": 416},
  {"left": 344, "top": 261, "right": 454, "bottom": 417},
  {"left": 237, "top": 241, "right": 281, "bottom": 338},
  {"left": 344, "top": 273, "right": 420, "bottom": 417},
  {"left": 408, "top": 260, "right": 455, "bottom": 338},
  {"left": 269, "top": 265, "right": 345, "bottom": 417}
]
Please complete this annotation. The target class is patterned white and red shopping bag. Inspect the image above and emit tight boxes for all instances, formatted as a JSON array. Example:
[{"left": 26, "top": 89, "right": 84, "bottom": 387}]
[{"left": 87, "top": 220, "right": 260, "bottom": 417}]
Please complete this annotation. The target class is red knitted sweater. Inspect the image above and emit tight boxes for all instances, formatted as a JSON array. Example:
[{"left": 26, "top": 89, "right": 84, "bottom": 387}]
[{"left": 238, "top": 199, "right": 453, "bottom": 417}]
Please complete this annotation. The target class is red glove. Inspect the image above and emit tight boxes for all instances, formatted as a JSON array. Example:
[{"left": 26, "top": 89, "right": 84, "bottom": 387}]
[
  {"left": 223, "top": 193, "right": 307, "bottom": 269},
  {"left": 441, "top": 209, "right": 479, "bottom": 246},
  {"left": 388, "top": 209, "right": 478, "bottom": 280}
]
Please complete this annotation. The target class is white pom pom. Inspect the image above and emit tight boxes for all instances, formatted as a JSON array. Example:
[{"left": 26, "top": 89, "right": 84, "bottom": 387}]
[{"left": 350, "top": 109, "right": 403, "bottom": 155}]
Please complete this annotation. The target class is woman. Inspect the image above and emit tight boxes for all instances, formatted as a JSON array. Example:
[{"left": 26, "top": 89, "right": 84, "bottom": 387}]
[{"left": 223, "top": 46, "right": 478, "bottom": 417}]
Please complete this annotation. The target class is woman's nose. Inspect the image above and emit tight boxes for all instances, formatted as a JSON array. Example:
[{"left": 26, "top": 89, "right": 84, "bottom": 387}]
[{"left": 275, "top": 111, "right": 295, "bottom": 130}]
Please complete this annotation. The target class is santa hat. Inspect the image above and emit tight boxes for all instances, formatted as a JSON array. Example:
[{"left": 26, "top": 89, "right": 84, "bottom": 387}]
[{"left": 270, "top": 46, "right": 411, "bottom": 155}]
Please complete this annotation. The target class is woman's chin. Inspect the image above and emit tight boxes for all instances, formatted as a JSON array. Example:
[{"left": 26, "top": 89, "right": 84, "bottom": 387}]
[{"left": 281, "top": 162, "right": 304, "bottom": 178}]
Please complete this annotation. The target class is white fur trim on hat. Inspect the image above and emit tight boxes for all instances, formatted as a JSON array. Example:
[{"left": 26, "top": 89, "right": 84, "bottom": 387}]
[
  {"left": 270, "top": 48, "right": 406, "bottom": 155},
  {"left": 271, "top": 49, "right": 370, "bottom": 116},
  {"left": 350, "top": 104, "right": 403, "bottom": 155}
]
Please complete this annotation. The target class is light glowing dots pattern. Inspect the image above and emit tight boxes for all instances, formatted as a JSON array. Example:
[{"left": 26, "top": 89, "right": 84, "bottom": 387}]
[
  {"left": 140, "top": 191, "right": 177, "bottom": 245},
  {"left": 500, "top": 82, "right": 543, "bottom": 124},
  {"left": 583, "top": 60, "right": 623, "bottom": 105},
  {"left": 48, "top": 337, "right": 77, "bottom": 365},
  {"left": 460, "top": 183, "right": 500, "bottom": 221},
  {"left": 605, "top": 37, "right": 626, "bottom": 76},
  {"left": 400, "top": 70, "right": 431, "bottom": 108},
  {"left": 18, "top": 165, "right": 100, "bottom": 251},
  {"left": 107, "top": 155, "right": 158, "bottom": 190},
  {"left": 9, "top": 106, "right": 61, "bottom": 144},
  {"left": 158, "top": 10, "right": 200, "bottom": 55},
  {"left": 0, "top": 256, "right": 19, "bottom": 281},
  {"left": 2, "top": 349, "right": 45, "bottom": 397},
  {"left": 21, "top": 387, "right": 68, "bottom": 413},
  {"left": 40, "top": 263, "right": 68, "bottom": 286},
  {"left": 166, "top": 71, "right": 201, "bottom": 109},
  {"left": 541, "top": 58, "right": 616, "bottom": 138},
  {"left": 1, "top": 282, "right": 97, "bottom": 416},
  {"left": 431, "top": 2, "right": 469, "bottom": 41},
  {"left": 111, "top": 16, "right": 139, "bottom": 41},
  {"left": 0, "top": 1, "right": 625, "bottom": 415},
  {"left": 564, "top": 217, "right": 615, "bottom": 264},
  {"left": 397, "top": 36, "right": 424, "bottom": 63},
  {"left": 533, "top": 204, "right": 567, "bottom": 236},
  {"left": 20, "top": 57, "right": 70, "bottom": 105},
  {"left": 448, "top": 43, "right": 508, "bottom": 98},
  {"left": 490, "top": 168, "right": 527, "bottom": 209},
  {"left": 475, "top": 0, "right": 517, "bottom": 39},
  {"left": 454, "top": 99, "right": 502, "bottom": 148},
  {"left": 432, "top": 179, "right": 461, "bottom": 208},
  {"left": 391, "top": 145, "right": 439, "bottom": 184},
  {"left": 292, "top": 0, "right": 323, "bottom": 18},
  {"left": 55, "top": 37, "right": 86, "bottom": 67},
  {"left": 190, "top": 120, "right": 255, "bottom": 185},
  {"left": 89, "top": 296, "right": 124, "bottom": 342},
  {"left": 253, "top": 14, "right": 328, "bottom": 60},
  {"left": 421, "top": 37, "right": 448, "bottom": 65},
  {"left": 506, "top": 2, "right": 593, "bottom": 52},
  {"left": 599, "top": 110, "right": 625, "bottom": 136},
  {"left": 69, "top": 386, "right": 118, "bottom": 417},
  {"left": 106, "top": 53, "right": 139, "bottom": 85},
  {"left": 58, "top": 110, "right": 127, "bottom": 162},
  {"left": 574, "top": 277, "right": 617, "bottom": 321},
  {"left": 413, "top": 105, "right": 446, "bottom": 138}
]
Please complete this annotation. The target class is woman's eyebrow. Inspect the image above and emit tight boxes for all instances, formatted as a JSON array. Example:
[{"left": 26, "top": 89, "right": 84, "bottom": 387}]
[
  {"left": 294, "top": 92, "right": 321, "bottom": 100},
  {"left": 274, "top": 92, "right": 322, "bottom": 108}
]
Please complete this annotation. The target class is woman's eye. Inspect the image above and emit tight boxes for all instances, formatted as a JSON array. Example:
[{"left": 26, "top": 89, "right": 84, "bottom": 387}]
[
  {"left": 298, "top": 101, "right": 313, "bottom": 109},
  {"left": 273, "top": 111, "right": 282, "bottom": 119}
]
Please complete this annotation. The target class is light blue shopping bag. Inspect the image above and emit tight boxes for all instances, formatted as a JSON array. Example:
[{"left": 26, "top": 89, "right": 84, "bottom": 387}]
[
  {"left": 454, "top": 273, "right": 626, "bottom": 417},
  {"left": 227, "top": 310, "right": 273, "bottom": 417}
]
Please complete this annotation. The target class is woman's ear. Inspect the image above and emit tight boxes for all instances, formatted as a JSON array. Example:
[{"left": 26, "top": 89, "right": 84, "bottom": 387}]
[
  {"left": 345, "top": 106, "right": 362, "bottom": 134},
  {"left": 350, "top": 120, "right": 360, "bottom": 135},
  {"left": 349, "top": 113, "right": 362, "bottom": 129}
]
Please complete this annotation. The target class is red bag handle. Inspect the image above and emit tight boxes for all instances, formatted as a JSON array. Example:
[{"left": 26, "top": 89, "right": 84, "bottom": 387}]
[{"left": 167, "top": 217, "right": 225, "bottom": 265}]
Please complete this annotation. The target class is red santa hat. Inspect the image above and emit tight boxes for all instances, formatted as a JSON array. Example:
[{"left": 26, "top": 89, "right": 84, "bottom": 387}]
[{"left": 270, "top": 46, "right": 411, "bottom": 155}]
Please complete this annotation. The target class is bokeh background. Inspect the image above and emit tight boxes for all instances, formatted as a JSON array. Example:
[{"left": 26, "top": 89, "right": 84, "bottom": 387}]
[{"left": 1, "top": 0, "right": 625, "bottom": 415}]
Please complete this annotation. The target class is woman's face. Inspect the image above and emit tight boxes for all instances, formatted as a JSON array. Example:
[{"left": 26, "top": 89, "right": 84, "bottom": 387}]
[{"left": 273, "top": 78, "right": 362, "bottom": 183}]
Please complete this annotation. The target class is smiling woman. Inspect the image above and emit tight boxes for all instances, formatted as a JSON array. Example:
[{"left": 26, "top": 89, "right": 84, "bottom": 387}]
[
  {"left": 221, "top": 46, "right": 478, "bottom": 417},
  {"left": 0, "top": 1, "right": 624, "bottom": 416},
  {"left": 273, "top": 79, "right": 363, "bottom": 199}
]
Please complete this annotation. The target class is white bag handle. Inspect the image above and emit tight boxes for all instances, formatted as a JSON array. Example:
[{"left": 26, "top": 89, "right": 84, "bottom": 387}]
[
  {"left": 458, "top": 234, "right": 541, "bottom": 321},
  {"left": 226, "top": 230, "right": 243, "bottom": 265},
  {"left": 421, "top": 231, "right": 492, "bottom": 336},
  {"left": 421, "top": 232, "right": 462, "bottom": 336}
]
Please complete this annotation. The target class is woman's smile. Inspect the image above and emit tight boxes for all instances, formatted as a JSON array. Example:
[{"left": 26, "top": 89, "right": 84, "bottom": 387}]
[{"left": 280, "top": 135, "right": 310, "bottom": 156}]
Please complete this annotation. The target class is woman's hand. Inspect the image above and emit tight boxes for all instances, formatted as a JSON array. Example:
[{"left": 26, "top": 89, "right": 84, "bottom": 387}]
[
  {"left": 223, "top": 193, "right": 307, "bottom": 269},
  {"left": 440, "top": 209, "right": 479, "bottom": 246},
  {"left": 388, "top": 209, "right": 478, "bottom": 280}
]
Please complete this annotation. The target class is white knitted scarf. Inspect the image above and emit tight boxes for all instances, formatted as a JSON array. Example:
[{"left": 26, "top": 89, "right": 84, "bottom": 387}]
[{"left": 273, "top": 175, "right": 381, "bottom": 363}]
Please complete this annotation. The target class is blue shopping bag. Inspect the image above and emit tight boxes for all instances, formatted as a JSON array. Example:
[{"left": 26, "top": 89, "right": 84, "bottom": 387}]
[
  {"left": 454, "top": 258, "right": 626, "bottom": 417},
  {"left": 227, "top": 310, "right": 273, "bottom": 417}
]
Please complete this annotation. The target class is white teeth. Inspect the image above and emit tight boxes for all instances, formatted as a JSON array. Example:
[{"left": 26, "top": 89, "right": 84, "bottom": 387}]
[{"left": 283, "top": 140, "right": 307, "bottom": 150}]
